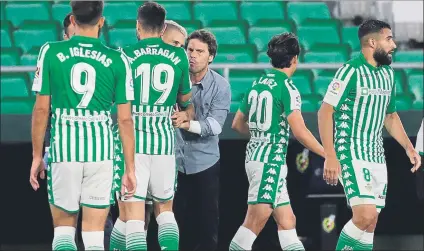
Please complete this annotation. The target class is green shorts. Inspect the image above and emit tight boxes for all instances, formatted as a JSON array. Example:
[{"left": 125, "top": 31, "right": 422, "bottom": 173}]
[{"left": 339, "top": 158, "right": 387, "bottom": 212}]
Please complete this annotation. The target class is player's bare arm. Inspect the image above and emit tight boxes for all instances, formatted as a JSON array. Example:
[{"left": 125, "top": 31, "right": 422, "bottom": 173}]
[
  {"left": 231, "top": 110, "right": 250, "bottom": 136},
  {"left": 385, "top": 112, "right": 422, "bottom": 172},
  {"left": 117, "top": 102, "right": 136, "bottom": 198},
  {"left": 318, "top": 102, "right": 341, "bottom": 186},
  {"left": 30, "top": 94, "right": 50, "bottom": 191},
  {"left": 288, "top": 110, "right": 325, "bottom": 158}
]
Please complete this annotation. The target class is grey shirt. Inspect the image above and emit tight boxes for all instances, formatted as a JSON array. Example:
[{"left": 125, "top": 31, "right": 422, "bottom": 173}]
[{"left": 175, "top": 69, "right": 231, "bottom": 174}]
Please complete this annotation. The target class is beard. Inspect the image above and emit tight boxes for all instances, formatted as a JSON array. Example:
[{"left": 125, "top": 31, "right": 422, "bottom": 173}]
[
  {"left": 136, "top": 30, "right": 140, "bottom": 41},
  {"left": 373, "top": 47, "right": 392, "bottom": 66}
]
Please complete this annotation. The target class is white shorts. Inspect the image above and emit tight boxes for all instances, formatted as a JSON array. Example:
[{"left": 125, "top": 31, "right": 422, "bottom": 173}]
[
  {"left": 416, "top": 119, "right": 423, "bottom": 156},
  {"left": 123, "top": 154, "right": 177, "bottom": 203},
  {"left": 339, "top": 158, "right": 387, "bottom": 212},
  {"left": 47, "top": 160, "right": 113, "bottom": 213},
  {"left": 246, "top": 161, "right": 290, "bottom": 208}
]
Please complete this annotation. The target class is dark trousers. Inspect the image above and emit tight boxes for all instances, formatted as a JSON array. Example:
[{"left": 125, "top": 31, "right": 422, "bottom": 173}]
[{"left": 174, "top": 161, "right": 220, "bottom": 251}]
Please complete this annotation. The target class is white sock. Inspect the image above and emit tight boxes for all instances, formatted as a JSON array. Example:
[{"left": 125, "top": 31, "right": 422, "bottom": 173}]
[
  {"left": 82, "top": 231, "right": 104, "bottom": 250},
  {"left": 278, "top": 228, "right": 305, "bottom": 250},
  {"left": 230, "top": 226, "right": 257, "bottom": 250},
  {"left": 53, "top": 226, "right": 77, "bottom": 250},
  {"left": 361, "top": 231, "right": 374, "bottom": 244},
  {"left": 114, "top": 218, "right": 126, "bottom": 233},
  {"left": 126, "top": 220, "right": 147, "bottom": 249},
  {"left": 344, "top": 220, "right": 365, "bottom": 240}
]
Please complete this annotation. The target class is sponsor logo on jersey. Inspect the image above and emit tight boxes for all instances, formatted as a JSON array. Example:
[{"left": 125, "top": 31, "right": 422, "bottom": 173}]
[{"left": 361, "top": 87, "right": 391, "bottom": 96}]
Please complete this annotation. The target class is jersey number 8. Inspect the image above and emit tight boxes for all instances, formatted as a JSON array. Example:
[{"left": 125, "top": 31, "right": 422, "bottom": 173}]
[
  {"left": 71, "top": 62, "right": 96, "bottom": 109},
  {"left": 248, "top": 90, "right": 273, "bottom": 131}
]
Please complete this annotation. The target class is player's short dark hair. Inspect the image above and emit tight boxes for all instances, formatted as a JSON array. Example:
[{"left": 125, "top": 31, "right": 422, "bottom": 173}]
[
  {"left": 63, "top": 13, "right": 71, "bottom": 35},
  {"left": 358, "top": 19, "right": 391, "bottom": 40},
  {"left": 187, "top": 29, "right": 217, "bottom": 59},
  {"left": 137, "top": 2, "right": 166, "bottom": 33},
  {"left": 267, "top": 32, "right": 300, "bottom": 69},
  {"left": 70, "top": 1, "right": 104, "bottom": 26}
]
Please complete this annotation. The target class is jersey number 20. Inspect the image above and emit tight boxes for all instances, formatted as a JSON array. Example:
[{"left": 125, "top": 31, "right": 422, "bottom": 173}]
[
  {"left": 248, "top": 90, "right": 273, "bottom": 131},
  {"left": 137, "top": 63, "right": 174, "bottom": 105}
]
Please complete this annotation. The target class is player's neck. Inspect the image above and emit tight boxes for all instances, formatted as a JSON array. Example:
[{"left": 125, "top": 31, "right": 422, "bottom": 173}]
[
  {"left": 275, "top": 68, "right": 293, "bottom": 78},
  {"left": 74, "top": 27, "right": 99, "bottom": 39},
  {"left": 190, "top": 68, "right": 208, "bottom": 84},
  {"left": 362, "top": 49, "right": 378, "bottom": 67},
  {"left": 138, "top": 32, "right": 161, "bottom": 40}
]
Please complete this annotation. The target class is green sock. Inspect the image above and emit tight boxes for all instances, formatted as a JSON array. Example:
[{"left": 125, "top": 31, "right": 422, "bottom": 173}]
[
  {"left": 52, "top": 227, "right": 77, "bottom": 251},
  {"left": 126, "top": 220, "right": 147, "bottom": 250},
  {"left": 336, "top": 220, "right": 364, "bottom": 250},
  {"left": 157, "top": 212, "right": 179, "bottom": 250},
  {"left": 357, "top": 231, "right": 374, "bottom": 250},
  {"left": 110, "top": 219, "right": 126, "bottom": 250}
]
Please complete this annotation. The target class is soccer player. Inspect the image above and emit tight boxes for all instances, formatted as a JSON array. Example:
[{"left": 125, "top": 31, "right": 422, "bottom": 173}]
[
  {"left": 29, "top": 1, "right": 136, "bottom": 250},
  {"left": 143, "top": 19, "right": 188, "bottom": 235},
  {"left": 161, "top": 20, "right": 188, "bottom": 48},
  {"left": 109, "top": 2, "right": 192, "bottom": 250},
  {"left": 318, "top": 19, "right": 422, "bottom": 250},
  {"left": 230, "top": 33, "right": 325, "bottom": 251}
]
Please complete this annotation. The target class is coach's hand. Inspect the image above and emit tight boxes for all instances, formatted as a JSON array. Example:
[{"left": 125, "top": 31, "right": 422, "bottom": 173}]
[
  {"left": 323, "top": 155, "right": 341, "bottom": 186},
  {"left": 406, "top": 146, "right": 422, "bottom": 173},
  {"left": 30, "top": 157, "right": 45, "bottom": 191},
  {"left": 171, "top": 111, "right": 189, "bottom": 128},
  {"left": 121, "top": 170, "right": 136, "bottom": 199}
]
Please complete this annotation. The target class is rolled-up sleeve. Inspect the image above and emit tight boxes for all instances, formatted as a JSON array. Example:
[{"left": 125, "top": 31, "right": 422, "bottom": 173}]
[{"left": 199, "top": 82, "right": 231, "bottom": 137}]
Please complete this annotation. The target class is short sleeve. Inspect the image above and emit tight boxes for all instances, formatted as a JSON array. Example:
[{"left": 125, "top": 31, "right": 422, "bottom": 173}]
[
  {"left": 31, "top": 43, "right": 51, "bottom": 95},
  {"left": 178, "top": 50, "right": 191, "bottom": 95},
  {"left": 281, "top": 79, "right": 302, "bottom": 116},
  {"left": 114, "top": 53, "right": 134, "bottom": 104},
  {"left": 323, "top": 64, "right": 357, "bottom": 110}
]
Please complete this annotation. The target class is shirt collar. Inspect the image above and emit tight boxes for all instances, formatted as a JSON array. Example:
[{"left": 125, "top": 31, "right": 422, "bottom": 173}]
[
  {"left": 70, "top": 35, "right": 101, "bottom": 44},
  {"left": 359, "top": 52, "right": 378, "bottom": 70},
  {"left": 192, "top": 68, "right": 213, "bottom": 89}
]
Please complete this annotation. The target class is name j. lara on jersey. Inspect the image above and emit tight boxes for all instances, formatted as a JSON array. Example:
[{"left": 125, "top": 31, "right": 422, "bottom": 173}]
[{"left": 56, "top": 47, "right": 113, "bottom": 67}]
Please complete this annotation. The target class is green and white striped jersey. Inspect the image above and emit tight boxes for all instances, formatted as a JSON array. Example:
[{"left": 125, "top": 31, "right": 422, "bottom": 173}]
[
  {"left": 239, "top": 69, "right": 302, "bottom": 164},
  {"left": 323, "top": 53, "right": 396, "bottom": 164},
  {"left": 122, "top": 38, "right": 191, "bottom": 155},
  {"left": 32, "top": 36, "right": 134, "bottom": 163}
]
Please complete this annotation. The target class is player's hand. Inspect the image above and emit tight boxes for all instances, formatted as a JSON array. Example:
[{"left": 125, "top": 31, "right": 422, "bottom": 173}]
[
  {"left": 171, "top": 111, "right": 189, "bottom": 127},
  {"left": 323, "top": 155, "right": 341, "bottom": 186},
  {"left": 121, "top": 170, "right": 136, "bottom": 199},
  {"left": 406, "top": 146, "right": 422, "bottom": 173},
  {"left": 177, "top": 121, "right": 190, "bottom": 131},
  {"left": 29, "top": 157, "right": 45, "bottom": 191}
]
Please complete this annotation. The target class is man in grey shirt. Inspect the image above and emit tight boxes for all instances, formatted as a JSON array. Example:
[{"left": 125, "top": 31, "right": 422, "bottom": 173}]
[{"left": 172, "top": 29, "right": 231, "bottom": 251}]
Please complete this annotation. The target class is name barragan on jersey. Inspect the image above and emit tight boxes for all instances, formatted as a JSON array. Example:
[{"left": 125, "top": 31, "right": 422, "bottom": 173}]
[
  {"left": 132, "top": 46, "right": 181, "bottom": 65},
  {"left": 56, "top": 47, "right": 113, "bottom": 67}
]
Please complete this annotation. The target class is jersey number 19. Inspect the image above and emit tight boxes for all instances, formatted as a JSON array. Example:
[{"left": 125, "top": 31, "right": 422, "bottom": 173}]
[{"left": 136, "top": 63, "right": 174, "bottom": 105}]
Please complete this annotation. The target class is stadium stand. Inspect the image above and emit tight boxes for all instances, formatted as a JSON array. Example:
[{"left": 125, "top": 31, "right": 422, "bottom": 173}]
[{"left": 0, "top": 1, "right": 423, "bottom": 114}]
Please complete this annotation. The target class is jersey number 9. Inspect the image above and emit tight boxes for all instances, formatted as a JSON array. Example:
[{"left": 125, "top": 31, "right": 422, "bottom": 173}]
[{"left": 71, "top": 62, "right": 96, "bottom": 109}]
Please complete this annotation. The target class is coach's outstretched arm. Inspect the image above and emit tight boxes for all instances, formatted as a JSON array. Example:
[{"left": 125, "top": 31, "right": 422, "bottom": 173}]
[
  {"left": 175, "top": 84, "right": 231, "bottom": 137},
  {"left": 385, "top": 112, "right": 422, "bottom": 172},
  {"left": 318, "top": 103, "right": 341, "bottom": 186}
]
